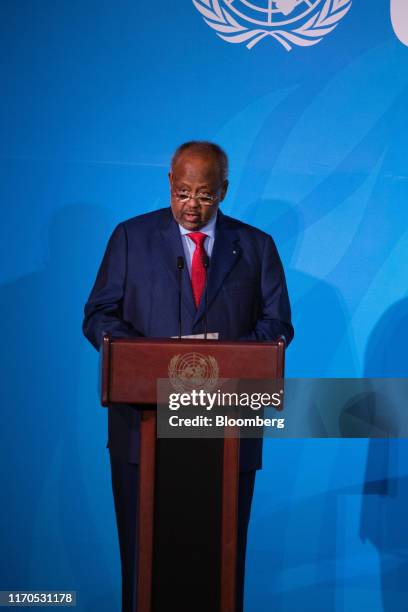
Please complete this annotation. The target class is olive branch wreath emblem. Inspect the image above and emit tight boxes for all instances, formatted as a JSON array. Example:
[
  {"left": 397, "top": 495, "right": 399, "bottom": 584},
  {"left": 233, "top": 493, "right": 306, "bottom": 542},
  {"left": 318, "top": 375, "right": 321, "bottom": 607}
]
[
  {"left": 192, "top": 0, "right": 352, "bottom": 51},
  {"left": 168, "top": 353, "right": 219, "bottom": 393}
]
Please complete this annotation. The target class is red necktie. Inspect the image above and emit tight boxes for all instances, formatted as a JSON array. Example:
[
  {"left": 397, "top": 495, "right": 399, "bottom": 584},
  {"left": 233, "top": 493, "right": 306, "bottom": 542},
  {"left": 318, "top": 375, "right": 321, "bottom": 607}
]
[{"left": 187, "top": 232, "right": 207, "bottom": 307}]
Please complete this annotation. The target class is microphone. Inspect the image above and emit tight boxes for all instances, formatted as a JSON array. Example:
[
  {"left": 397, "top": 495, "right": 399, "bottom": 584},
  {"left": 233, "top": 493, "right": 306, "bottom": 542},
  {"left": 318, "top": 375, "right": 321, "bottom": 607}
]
[
  {"left": 177, "top": 256, "right": 185, "bottom": 340},
  {"left": 202, "top": 253, "right": 210, "bottom": 340}
]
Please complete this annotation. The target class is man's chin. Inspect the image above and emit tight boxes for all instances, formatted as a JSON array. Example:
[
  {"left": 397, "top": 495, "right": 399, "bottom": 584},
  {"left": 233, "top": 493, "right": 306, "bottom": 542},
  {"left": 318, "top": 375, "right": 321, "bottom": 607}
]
[{"left": 180, "top": 216, "right": 203, "bottom": 230}]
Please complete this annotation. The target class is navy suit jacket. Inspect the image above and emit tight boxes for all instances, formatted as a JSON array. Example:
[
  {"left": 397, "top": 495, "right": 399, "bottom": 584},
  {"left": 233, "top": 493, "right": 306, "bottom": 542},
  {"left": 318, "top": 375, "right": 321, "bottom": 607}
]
[{"left": 83, "top": 207, "right": 294, "bottom": 471}]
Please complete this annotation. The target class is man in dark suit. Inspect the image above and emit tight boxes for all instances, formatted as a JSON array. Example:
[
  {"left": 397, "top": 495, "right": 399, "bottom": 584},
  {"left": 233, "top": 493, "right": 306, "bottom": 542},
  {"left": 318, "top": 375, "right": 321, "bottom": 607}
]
[{"left": 83, "top": 141, "right": 294, "bottom": 612}]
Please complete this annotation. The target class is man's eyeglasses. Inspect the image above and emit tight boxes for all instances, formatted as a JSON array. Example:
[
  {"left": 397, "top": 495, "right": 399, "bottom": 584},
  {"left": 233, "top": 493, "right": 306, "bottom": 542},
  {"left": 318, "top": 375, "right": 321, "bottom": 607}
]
[{"left": 173, "top": 191, "right": 217, "bottom": 206}]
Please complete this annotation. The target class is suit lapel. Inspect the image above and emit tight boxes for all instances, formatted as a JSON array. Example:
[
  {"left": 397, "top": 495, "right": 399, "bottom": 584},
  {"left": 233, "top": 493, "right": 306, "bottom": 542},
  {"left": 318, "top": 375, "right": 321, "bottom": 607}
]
[
  {"left": 194, "top": 210, "right": 242, "bottom": 325},
  {"left": 155, "top": 209, "right": 196, "bottom": 318}
]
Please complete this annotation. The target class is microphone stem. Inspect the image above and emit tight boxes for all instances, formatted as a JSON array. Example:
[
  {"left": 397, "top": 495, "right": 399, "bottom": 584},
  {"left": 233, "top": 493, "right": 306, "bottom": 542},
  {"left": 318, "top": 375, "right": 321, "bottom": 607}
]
[
  {"left": 204, "top": 281, "right": 208, "bottom": 340},
  {"left": 178, "top": 267, "right": 182, "bottom": 340},
  {"left": 203, "top": 256, "right": 209, "bottom": 340},
  {"left": 177, "top": 256, "right": 184, "bottom": 340}
]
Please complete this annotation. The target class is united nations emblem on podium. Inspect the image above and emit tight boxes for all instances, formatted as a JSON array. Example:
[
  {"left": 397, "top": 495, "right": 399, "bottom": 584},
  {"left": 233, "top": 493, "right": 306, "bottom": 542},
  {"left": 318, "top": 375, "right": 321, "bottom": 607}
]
[{"left": 168, "top": 352, "right": 219, "bottom": 392}]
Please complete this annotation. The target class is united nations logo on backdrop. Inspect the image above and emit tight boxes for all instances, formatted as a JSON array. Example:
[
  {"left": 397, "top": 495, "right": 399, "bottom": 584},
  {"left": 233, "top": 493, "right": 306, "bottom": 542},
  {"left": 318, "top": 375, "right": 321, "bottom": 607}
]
[
  {"left": 192, "top": 0, "right": 352, "bottom": 51},
  {"left": 391, "top": 0, "right": 408, "bottom": 47},
  {"left": 168, "top": 352, "right": 219, "bottom": 392}
]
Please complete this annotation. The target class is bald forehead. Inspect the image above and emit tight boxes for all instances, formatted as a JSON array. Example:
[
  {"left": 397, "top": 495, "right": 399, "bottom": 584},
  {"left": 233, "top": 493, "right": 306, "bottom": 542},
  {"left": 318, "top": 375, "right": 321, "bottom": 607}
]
[{"left": 171, "top": 151, "right": 223, "bottom": 182}]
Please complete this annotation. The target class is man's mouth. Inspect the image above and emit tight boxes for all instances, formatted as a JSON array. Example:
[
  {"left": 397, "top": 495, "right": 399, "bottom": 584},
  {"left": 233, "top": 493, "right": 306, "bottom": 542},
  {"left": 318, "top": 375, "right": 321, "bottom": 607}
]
[{"left": 183, "top": 212, "right": 200, "bottom": 221}]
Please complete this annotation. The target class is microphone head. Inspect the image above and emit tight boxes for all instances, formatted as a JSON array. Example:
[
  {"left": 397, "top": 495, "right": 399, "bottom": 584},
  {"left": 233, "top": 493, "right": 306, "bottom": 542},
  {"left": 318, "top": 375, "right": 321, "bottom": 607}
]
[
  {"left": 177, "top": 256, "right": 185, "bottom": 270},
  {"left": 202, "top": 253, "right": 210, "bottom": 269}
]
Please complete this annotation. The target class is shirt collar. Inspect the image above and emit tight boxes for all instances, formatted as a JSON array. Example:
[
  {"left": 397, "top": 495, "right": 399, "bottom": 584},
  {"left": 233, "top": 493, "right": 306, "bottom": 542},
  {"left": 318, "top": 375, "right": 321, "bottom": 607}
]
[{"left": 178, "top": 210, "right": 218, "bottom": 238}]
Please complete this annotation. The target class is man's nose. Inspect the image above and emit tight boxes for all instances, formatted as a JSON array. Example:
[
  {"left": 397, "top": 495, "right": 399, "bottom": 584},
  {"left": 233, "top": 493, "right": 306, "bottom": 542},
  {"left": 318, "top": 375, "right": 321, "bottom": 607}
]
[{"left": 187, "top": 196, "right": 200, "bottom": 208}]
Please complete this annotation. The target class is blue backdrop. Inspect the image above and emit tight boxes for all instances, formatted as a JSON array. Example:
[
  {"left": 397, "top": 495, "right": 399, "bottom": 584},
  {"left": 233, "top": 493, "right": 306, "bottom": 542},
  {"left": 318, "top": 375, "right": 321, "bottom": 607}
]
[{"left": 1, "top": 1, "right": 408, "bottom": 610}]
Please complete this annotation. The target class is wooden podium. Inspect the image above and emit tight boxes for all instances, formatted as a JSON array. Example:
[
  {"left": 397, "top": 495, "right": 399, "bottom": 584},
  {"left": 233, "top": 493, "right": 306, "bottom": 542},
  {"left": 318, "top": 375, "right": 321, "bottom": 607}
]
[{"left": 101, "top": 336, "right": 285, "bottom": 612}]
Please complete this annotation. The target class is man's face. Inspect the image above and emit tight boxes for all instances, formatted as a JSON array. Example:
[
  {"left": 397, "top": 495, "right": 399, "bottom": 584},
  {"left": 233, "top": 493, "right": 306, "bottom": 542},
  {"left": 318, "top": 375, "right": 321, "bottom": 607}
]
[{"left": 169, "top": 152, "right": 228, "bottom": 231}]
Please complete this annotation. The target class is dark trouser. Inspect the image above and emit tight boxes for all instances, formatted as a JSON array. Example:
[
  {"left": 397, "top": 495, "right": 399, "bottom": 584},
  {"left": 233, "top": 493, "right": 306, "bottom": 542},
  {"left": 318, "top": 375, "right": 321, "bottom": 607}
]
[
  {"left": 109, "top": 455, "right": 256, "bottom": 612},
  {"left": 235, "top": 470, "right": 256, "bottom": 612}
]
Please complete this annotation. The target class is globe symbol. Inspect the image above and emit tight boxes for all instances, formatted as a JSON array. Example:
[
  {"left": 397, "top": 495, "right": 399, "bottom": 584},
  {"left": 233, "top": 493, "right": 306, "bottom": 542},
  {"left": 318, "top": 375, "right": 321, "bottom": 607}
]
[
  {"left": 223, "top": 0, "right": 323, "bottom": 27},
  {"left": 193, "top": 0, "right": 351, "bottom": 50},
  {"left": 169, "top": 352, "right": 219, "bottom": 392}
]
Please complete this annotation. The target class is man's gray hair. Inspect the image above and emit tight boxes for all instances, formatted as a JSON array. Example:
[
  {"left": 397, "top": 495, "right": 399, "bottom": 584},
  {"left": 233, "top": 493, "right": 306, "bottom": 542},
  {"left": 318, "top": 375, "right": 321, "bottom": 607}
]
[{"left": 171, "top": 141, "right": 229, "bottom": 181}]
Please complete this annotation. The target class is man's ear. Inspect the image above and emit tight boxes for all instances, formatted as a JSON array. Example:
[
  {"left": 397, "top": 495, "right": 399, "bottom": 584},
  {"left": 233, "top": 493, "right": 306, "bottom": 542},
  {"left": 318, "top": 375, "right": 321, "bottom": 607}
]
[
  {"left": 168, "top": 172, "right": 173, "bottom": 188},
  {"left": 220, "top": 179, "right": 229, "bottom": 202}
]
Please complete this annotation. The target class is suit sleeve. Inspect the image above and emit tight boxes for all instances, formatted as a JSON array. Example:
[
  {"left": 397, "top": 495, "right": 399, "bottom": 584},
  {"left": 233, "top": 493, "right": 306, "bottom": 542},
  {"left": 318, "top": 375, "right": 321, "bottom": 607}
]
[
  {"left": 82, "top": 222, "right": 143, "bottom": 350},
  {"left": 239, "top": 235, "right": 294, "bottom": 345}
]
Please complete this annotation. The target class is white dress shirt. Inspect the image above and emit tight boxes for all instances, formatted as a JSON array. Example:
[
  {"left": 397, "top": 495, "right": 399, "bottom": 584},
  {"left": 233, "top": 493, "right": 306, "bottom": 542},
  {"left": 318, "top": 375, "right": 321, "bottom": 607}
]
[{"left": 178, "top": 211, "right": 217, "bottom": 278}]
